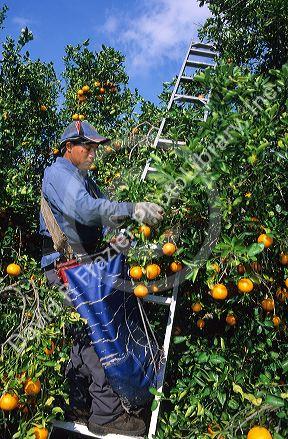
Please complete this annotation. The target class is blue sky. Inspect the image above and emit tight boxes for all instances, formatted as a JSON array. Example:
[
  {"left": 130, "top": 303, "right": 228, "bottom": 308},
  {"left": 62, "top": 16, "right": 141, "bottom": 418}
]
[{"left": 2, "top": 0, "right": 210, "bottom": 104}]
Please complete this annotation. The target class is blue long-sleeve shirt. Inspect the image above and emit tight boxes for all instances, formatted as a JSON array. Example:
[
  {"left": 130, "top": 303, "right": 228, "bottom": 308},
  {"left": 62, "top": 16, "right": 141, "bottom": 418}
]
[{"left": 40, "top": 157, "right": 134, "bottom": 268}]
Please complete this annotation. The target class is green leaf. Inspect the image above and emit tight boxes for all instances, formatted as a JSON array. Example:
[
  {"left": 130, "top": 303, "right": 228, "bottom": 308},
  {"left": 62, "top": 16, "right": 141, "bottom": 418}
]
[
  {"left": 149, "top": 387, "right": 163, "bottom": 397},
  {"left": 151, "top": 399, "right": 159, "bottom": 411},
  {"left": 265, "top": 395, "right": 285, "bottom": 407},
  {"left": 247, "top": 243, "right": 264, "bottom": 256},
  {"left": 173, "top": 336, "right": 187, "bottom": 344}
]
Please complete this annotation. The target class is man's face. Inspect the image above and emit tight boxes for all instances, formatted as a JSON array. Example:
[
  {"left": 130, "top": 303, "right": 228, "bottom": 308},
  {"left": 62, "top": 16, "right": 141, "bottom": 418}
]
[{"left": 64, "top": 141, "right": 99, "bottom": 170}]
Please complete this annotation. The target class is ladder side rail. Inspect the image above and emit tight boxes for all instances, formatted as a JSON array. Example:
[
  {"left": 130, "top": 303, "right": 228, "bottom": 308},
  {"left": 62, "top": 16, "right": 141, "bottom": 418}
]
[
  {"left": 153, "top": 38, "right": 195, "bottom": 148},
  {"left": 147, "top": 272, "right": 180, "bottom": 439}
]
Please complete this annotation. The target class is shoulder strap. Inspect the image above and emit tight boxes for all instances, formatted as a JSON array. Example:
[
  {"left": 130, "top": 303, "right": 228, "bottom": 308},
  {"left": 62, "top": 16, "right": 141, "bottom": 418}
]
[{"left": 40, "top": 192, "right": 74, "bottom": 260}]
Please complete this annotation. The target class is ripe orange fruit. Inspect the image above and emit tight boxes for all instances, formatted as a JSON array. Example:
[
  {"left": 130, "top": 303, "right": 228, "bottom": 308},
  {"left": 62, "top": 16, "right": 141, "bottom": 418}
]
[
  {"left": 211, "top": 284, "right": 228, "bottom": 300},
  {"left": 197, "top": 319, "right": 205, "bottom": 329},
  {"left": 133, "top": 284, "right": 148, "bottom": 298},
  {"left": 162, "top": 242, "right": 176, "bottom": 256},
  {"left": 44, "top": 340, "right": 55, "bottom": 356},
  {"left": 89, "top": 164, "right": 97, "bottom": 171},
  {"left": 191, "top": 303, "right": 202, "bottom": 312},
  {"left": 250, "top": 216, "right": 259, "bottom": 222},
  {"left": 272, "top": 316, "right": 281, "bottom": 327},
  {"left": 247, "top": 426, "right": 272, "bottom": 439},
  {"left": 34, "top": 426, "right": 49, "bottom": 439},
  {"left": 82, "top": 85, "right": 90, "bottom": 93},
  {"left": 139, "top": 225, "right": 151, "bottom": 238},
  {"left": 129, "top": 266, "right": 143, "bottom": 280},
  {"left": 285, "top": 278, "right": 288, "bottom": 288},
  {"left": 53, "top": 148, "right": 59, "bottom": 155},
  {"left": 151, "top": 284, "right": 159, "bottom": 293},
  {"left": 237, "top": 278, "right": 254, "bottom": 293},
  {"left": 276, "top": 287, "right": 288, "bottom": 302},
  {"left": 97, "top": 95, "right": 104, "bottom": 102},
  {"left": 104, "top": 146, "right": 113, "bottom": 154},
  {"left": 280, "top": 253, "right": 288, "bottom": 265},
  {"left": 226, "top": 314, "right": 237, "bottom": 326},
  {"left": 261, "top": 298, "right": 274, "bottom": 312},
  {"left": 211, "top": 262, "right": 220, "bottom": 273},
  {"left": 79, "top": 114, "right": 85, "bottom": 121},
  {"left": 170, "top": 262, "right": 183, "bottom": 272},
  {"left": 6, "top": 263, "right": 21, "bottom": 277},
  {"left": 257, "top": 234, "right": 273, "bottom": 248},
  {"left": 40, "top": 105, "right": 47, "bottom": 112},
  {"left": 197, "top": 93, "right": 205, "bottom": 99},
  {"left": 131, "top": 127, "right": 139, "bottom": 134},
  {"left": 146, "top": 264, "right": 160, "bottom": 280},
  {"left": 0, "top": 393, "right": 19, "bottom": 411},
  {"left": 78, "top": 95, "right": 86, "bottom": 102},
  {"left": 72, "top": 113, "right": 79, "bottom": 120},
  {"left": 99, "top": 87, "right": 105, "bottom": 94},
  {"left": 24, "top": 378, "right": 41, "bottom": 396},
  {"left": 113, "top": 140, "right": 122, "bottom": 150},
  {"left": 77, "top": 89, "right": 84, "bottom": 96},
  {"left": 94, "top": 81, "right": 101, "bottom": 87}
]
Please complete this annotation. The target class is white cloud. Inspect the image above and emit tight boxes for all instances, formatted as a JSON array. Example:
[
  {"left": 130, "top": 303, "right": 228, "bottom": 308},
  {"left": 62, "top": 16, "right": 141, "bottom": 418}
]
[
  {"left": 100, "top": 0, "right": 211, "bottom": 73},
  {"left": 12, "top": 16, "right": 34, "bottom": 28}
]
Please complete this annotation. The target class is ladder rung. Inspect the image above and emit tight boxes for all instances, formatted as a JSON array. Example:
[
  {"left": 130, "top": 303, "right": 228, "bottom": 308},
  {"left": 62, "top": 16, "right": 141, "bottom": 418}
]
[
  {"left": 186, "top": 60, "right": 215, "bottom": 69},
  {"left": 180, "top": 75, "right": 194, "bottom": 82},
  {"left": 53, "top": 420, "right": 144, "bottom": 438},
  {"left": 192, "top": 42, "right": 215, "bottom": 50},
  {"left": 190, "top": 48, "right": 217, "bottom": 58},
  {"left": 143, "top": 294, "right": 172, "bottom": 305},
  {"left": 174, "top": 94, "right": 207, "bottom": 104},
  {"left": 147, "top": 166, "right": 157, "bottom": 172},
  {"left": 156, "top": 138, "right": 186, "bottom": 148}
]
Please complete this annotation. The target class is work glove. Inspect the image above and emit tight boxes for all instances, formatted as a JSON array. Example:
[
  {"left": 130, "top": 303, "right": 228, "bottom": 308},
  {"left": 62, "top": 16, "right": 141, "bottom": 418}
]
[{"left": 133, "top": 202, "right": 164, "bottom": 226}]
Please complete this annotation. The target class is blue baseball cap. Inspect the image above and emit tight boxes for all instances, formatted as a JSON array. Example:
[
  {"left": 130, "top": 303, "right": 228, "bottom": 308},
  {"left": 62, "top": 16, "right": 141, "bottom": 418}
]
[{"left": 60, "top": 120, "right": 110, "bottom": 148}]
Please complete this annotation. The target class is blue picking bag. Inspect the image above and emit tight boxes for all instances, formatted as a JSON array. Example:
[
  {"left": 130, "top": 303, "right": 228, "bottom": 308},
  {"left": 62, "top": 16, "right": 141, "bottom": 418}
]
[{"left": 66, "top": 253, "right": 163, "bottom": 407}]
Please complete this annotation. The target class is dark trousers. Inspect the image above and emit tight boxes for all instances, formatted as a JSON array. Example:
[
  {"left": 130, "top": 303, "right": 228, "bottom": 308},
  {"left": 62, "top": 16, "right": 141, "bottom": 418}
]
[{"left": 44, "top": 265, "right": 125, "bottom": 425}]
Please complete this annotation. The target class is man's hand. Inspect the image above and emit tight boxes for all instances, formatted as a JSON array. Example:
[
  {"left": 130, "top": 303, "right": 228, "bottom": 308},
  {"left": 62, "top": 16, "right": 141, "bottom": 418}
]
[{"left": 133, "top": 202, "right": 164, "bottom": 226}]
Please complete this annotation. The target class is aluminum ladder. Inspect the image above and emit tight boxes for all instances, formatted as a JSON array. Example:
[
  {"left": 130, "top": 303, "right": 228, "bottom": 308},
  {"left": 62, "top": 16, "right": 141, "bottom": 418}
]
[
  {"left": 51, "top": 40, "right": 217, "bottom": 439},
  {"left": 141, "top": 39, "right": 217, "bottom": 180}
]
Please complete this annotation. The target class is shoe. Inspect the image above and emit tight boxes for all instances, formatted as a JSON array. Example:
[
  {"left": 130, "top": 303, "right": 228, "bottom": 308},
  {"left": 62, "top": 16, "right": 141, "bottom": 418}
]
[
  {"left": 88, "top": 412, "right": 146, "bottom": 437},
  {"left": 65, "top": 406, "right": 90, "bottom": 425}
]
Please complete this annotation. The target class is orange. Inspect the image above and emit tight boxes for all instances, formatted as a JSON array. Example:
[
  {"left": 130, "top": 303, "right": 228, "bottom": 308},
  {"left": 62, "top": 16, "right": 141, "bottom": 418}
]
[
  {"left": 40, "top": 105, "right": 47, "bottom": 112},
  {"left": 113, "top": 140, "right": 122, "bottom": 150},
  {"left": 272, "top": 316, "right": 281, "bottom": 327},
  {"left": 78, "top": 95, "right": 86, "bottom": 102},
  {"left": 131, "top": 127, "right": 139, "bottom": 134},
  {"left": 97, "top": 95, "right": 104, "bottom": 102},
  {"left": 94, "top": 81, "right": 101, "bottom": 87},
  {"left": 146, "top": 264, "right": 160, "bottom": 280},
  {"left": 104, "top": 146, "right": 113, "bottom": 154},
  {"left": 257, "top": 234, "right": 273, "bottom": 248},
  {"left": 24, "top": 378, "right": 41, "bottom": 396},
  {"left": 44, "top": 340, "right": 55, "bottom": 356},
  {"left": 133, "top": 284, "right": 148, "bottom": 298},
  {"left": 129, "top": 266, "right": 143, "bottom": 280},
  {"left": 99, "top": 87, "right": 105, "bottom": 94},
  {"left": 53, "top": 148, "right": 59, "bottom": 155},
  {"left": 6, "top": 263, "right": 21, "bottom": 277},
  {"left": 211, "top": 284, "right": 228, "bottom": 300},
  {"left": 34, "top": 426, "right": 49, "bottom": 439},
  {"left": 139, "top": 225, "right": 151, "bottom": 238},
  {"left": 79, "top": 114, "right": 85, "bottom": 121},
  {"left": 226, "top": 314, "right": 236, "bottom": 326},
  {"left": 250, "top": 216, "right": 259, "bottom": 222},
  {"left": 197, "top": 319, "right": 205, "bottom": 329},
  {"left": 191, "top": 303, "right": 202, "bottom": 312},
  {"left": 72, "top": 113, "right": 79, "bottom": 121},
  {"left": 247, "top": 426, "right": 272, "bottom": 439},
  {"left": 77, "top": 89, "right": 84, "bottom": 96},
  {"left": 82, "top": 85, "right": 90, "bottom": 93},
  {"left": 89, "top": 164, "right": 97, "bottom": 171},
  {"left": 237, "top": 278, "right": 254, "bottom": 293},
  {"left": 276, "top": 287, "right": 288, "bottom": 302},
  {"left": 162, "top": 243, "right": 176, "bottom": 256},
  {"left": 170, "top": 262, "right": 183, "bottom": 272},
  {"left": 151, "top": 284, "right": 159, "bottom": 293},
  {"left": 285, "top": 278, "right": 288, "bottom": 288},
  {"left": 197, "top": 93, "right": 205, "bottom": 99},
  {"left": 261, "top": 298, "right": 274, "bottom": 312},
  {"left": 0, "top": 393, "right": 19, "bottom": 411},
  {"left": 280, "top": 253, "right": 288, "bottom": 265}
]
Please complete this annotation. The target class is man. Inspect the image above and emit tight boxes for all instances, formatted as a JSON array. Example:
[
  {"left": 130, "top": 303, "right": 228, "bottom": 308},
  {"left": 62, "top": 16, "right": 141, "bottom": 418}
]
[{"left": 39, "top": 120, "right": 163, "bottom": 436}]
